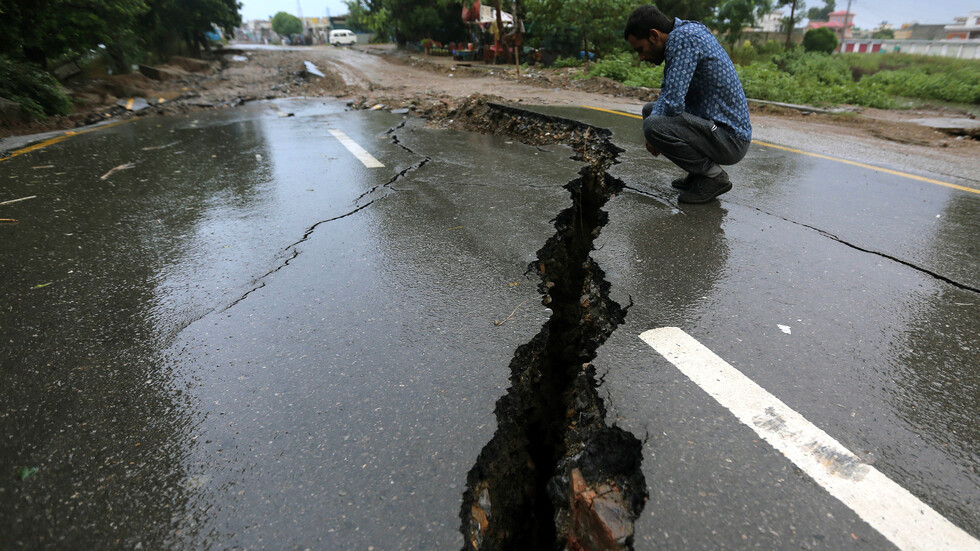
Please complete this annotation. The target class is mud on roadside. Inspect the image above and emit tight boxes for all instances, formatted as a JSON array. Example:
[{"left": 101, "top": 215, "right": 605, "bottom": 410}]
[{"left": 0, "top": 49, "right": 349, "bottom": 141}]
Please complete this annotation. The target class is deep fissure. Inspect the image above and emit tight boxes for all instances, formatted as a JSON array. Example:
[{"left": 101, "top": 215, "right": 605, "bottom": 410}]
[{"left": 450, "top": 103, "right": 647, "bottom": 550}]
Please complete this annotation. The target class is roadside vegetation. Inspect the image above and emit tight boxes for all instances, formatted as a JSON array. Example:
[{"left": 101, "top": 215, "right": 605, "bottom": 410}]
[
  {"left": 0, "top": 0, "right": 240, "bottom": 121},
  {"left": 2, "top": 0, "right": 978, "bottom": 125},
  {"left": 0, "top": 56, "right": 73, "bottom": 119},
  {"left": 344, "top": 0, "right": 979, "bottom": 111},
  {"left": 581, "top": 43, "right": 980, "bottom": 109}
]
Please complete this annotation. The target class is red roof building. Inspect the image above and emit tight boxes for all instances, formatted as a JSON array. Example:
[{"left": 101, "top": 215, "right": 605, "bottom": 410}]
[{"left": 807, "top": 10, "right": 855, "bottom": 39}]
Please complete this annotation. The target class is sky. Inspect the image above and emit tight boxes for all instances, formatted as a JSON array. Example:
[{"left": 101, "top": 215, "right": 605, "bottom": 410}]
[
  {"left": 240, "top": 0, "right": 349, "bottom": 22},
  {"left": 238, "top": 0, "right": 977, "bottom": 31}
]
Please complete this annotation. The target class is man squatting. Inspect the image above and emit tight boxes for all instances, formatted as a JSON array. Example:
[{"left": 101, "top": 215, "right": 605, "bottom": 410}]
[{"left": 625, "top": 5, "right": 753, "bottom": 203}]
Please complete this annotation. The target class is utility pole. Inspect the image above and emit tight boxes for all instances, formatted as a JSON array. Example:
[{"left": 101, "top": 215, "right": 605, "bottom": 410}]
[
  {"left": 844, "top": 0, "right": 854, "bottom": 40},
  {"left": 514, "top": 1, "right": 522, "bottom": 77},
  {"left": 296, "top": 0, "right": 305, "bottom": 38},
  {"left": 494, "top": 0, "right": 503, "bottom": 64}
]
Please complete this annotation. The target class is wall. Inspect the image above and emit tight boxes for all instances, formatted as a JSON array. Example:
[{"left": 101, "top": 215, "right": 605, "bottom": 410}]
[{"left": 838, "top": 38, "right": 980, "bottom": 59}]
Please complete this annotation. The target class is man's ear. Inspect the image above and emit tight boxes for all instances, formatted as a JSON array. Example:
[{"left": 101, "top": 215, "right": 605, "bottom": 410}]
[{"left": 648, "top": 28, "right": 662, "bottom": 44}]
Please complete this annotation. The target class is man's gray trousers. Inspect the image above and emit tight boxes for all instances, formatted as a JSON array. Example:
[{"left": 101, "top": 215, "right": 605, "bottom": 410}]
[{"left": 642, "top": 103, "right": 751, "bottom": 178}]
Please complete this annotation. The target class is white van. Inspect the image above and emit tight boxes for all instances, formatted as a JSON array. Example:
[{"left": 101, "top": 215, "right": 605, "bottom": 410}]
[{"left": 329, "top": 30, "right": 357, "bottom": 46}]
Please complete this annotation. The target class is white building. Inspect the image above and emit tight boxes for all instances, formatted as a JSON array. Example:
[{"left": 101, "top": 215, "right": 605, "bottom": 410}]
[
  {"left": 237, "top": 19, "right": 275, "bottom": 42},
  {"left": 754, "top": 11, "right": 784, "bottom": 33},
  {"left": 944, "top": 10, "right": 980, "bottom": 39}
]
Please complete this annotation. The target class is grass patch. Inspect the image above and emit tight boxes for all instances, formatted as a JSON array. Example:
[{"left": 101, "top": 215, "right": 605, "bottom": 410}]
[
  {"left": 552, "top": 56, "right": 584, "bottom": 69},
  {"left": 583, "top": 53, "right": 663, "bottom": 88},
  {"left": 581, "top": 47, "right": 980, "bottom": 109}
]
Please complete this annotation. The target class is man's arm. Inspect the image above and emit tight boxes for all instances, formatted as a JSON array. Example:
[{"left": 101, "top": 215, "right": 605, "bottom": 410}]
[{"left": 649, "top": 32, "right": 702, "bottom": 118}]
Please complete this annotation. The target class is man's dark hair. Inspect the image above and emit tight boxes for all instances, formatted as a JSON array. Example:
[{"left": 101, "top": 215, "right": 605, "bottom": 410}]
[{"left": 624, "top": 5, "right": 674, "bottom": 40}]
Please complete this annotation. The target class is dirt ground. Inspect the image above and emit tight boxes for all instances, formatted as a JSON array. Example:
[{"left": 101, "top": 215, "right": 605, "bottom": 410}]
[{"left": 3, "top": 44, "right": 977, "bottom": 182}]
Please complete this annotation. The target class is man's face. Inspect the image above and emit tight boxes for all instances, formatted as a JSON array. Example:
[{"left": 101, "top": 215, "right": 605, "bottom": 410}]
[{"left": 627, "top": 29, "right": 667, "bottom": 65}]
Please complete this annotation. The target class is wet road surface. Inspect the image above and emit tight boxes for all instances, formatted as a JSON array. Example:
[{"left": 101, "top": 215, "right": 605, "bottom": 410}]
[{"left": 1, "top": 99, "right": 977, "bottom": 549}]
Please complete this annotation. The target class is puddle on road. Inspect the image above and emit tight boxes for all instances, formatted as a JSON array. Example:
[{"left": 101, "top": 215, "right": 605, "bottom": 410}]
[{"left": 447, "top": 103, "right": 647, "bottom": 550}]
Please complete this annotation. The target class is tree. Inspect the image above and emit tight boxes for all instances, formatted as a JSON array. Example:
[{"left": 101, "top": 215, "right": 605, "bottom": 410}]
[
  {"left": 343, "top": 0, "right": 370, "bottom": 32},
  {"left": 525, "top": 0, "right": 634, "bottom": 57},
  {"left": 346, "top": 0, "right": 467, "bottom": 45},
  {"left": 872, "top": 28, "right": 894, "bottom": 39},
  {"left": 271, "top": 11, "right": 303, "bottom": 37},
  {"left": 711, "top": 0, "right": 772, "bottom": 47},
  {"left": 651, "top": 0, "right": 721, "bottom": 22},
  {"left": 803, "top": 26, "right": 838, "bottom": 53},
  {"left": 138, "top": 0, "right": 241, "bottom": 58},
  {"left": 776, "top": 0, "right": 805, "bottom": 47},
  {"left": 0, "top": 55, "right": 72, "bottom": 118},
  {"left": 0, "top": 0, "right": 149, "bottom": 70},
  {"left": 806, "top": 0, "right": 834, "bottom": 21}
]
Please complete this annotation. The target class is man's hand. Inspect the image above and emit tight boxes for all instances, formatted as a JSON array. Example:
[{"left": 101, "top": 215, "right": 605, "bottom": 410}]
[{"left": 645, "top": 140, "right": 660, "bottom": 157}]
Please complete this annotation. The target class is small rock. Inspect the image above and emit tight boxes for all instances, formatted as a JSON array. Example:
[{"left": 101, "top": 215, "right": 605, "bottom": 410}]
[
  {"left": 169, "top": 56, "right": 212, "bottom": 73},
  {"left": 117, "top": 97, "right": 150, "bottom": 112},
  {"left": 0, "top": 98, "right": 24, "bottom": 123},
  {"left": 138, "top": 65, "right": 182, "bottom": 81},
  {"left": 567, "top": 469, "right": 634, "bottom": 550}
]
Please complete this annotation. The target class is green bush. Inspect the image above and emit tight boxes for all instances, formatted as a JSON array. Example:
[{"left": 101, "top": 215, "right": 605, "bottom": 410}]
[
  {"left": 552, "top": 56, "right": 583, "bottom": 68},
  {"left": 729, "top": 41, "right": 758, "bottom": 66},
  {"left": 774, "top": 49, "right": 851, "bottom": 86},
  {"left": 757, "top": 40, "right": 786, "bottom": 56},
  {"left": 271, "top": 12, "right": 303, "bottom": 36},
  {"left": 803, "top": 27, "right": 839, "bottom": 54},
  {"left": 574, "top": 41, "right": 979, "bottom": 108},
  {"left": 831, "top": 52, "right": 980, "bottom": 104},
  {"left": 862, "top": 68, "right": 980, "bottom": 104},
  {"left": 736, "top": 60, "right": 894, "bottom": 108},
  {"left": 0, "top": 56, "right": 72, "bottom": 120},
  {"left": 839, "top": 52, "right": 980, "bottom": 75},
  {"left": 586, "top": 53, "right": 663, "bottom": 88}
]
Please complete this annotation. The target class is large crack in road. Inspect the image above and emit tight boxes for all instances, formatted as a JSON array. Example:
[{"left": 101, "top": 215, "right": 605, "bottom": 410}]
[
  {"left": 447, "top": 103, "right": 647, "bottom": 550},
  {"left": 213, "top": 102, "right": 650, "bottom": 548}
]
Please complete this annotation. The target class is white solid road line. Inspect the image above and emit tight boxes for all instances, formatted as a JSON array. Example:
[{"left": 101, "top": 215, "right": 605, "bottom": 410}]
[
  {"left": 328, "top": 129, "right": 385, "bottom": 168},
  {"left": 639, "top": 327, "right": 980, "bottom": 551}
]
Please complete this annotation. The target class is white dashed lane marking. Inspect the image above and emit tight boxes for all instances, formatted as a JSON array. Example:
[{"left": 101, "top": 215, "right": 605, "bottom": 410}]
[
  {"left": 640, "top": 327, "right": 980, "bottom": 551},
  {"left": 328, "top": 129, "right": 385, "bottom": 168}
]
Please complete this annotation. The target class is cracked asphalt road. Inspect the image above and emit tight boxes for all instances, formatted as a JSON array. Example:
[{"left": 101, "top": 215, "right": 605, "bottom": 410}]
[{"left": 1, "top": 99, "right": 977, "bottom": 549}]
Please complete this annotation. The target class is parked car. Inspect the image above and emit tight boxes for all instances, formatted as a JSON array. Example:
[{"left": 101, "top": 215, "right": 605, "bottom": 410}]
[{"left": 329, "top": 30, "right": 357, "bottom": 46}]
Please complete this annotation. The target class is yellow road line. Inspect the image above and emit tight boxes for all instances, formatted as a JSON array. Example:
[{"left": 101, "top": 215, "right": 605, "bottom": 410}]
[
  {"left": 0, "top": 119, "right": 131, "bottom": 163},
  {"left": 580, "top": 104, "right": 978, "bottom": 195},
  {"left": 752, "top": 140, "right": 978, "bottom": 193},
  {"left": 584, "top": 105, "right": 642, "bottom": 119}
]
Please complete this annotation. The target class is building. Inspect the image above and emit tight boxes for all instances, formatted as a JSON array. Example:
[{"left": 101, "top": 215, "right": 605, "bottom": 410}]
[
  {"left": 840, "top": 37, "right": 980, "bottom": 59},
  {"left": 753, "top": 11, "right": 784, "bottom": 33},
  {"left": 894, "top": 23, "right": 948, "bottom": 41},
  {"left": 944, "top": 11, "right": 980, "bottom": 39},
  {"left": 302, "top": 16, "right": 333, "bottom": 43},
  {"left": 807, "top": 10, "right": 855, "bottom": 39},
  {"left": 236, "top": 19, "right": 275, "bottom": 42}
]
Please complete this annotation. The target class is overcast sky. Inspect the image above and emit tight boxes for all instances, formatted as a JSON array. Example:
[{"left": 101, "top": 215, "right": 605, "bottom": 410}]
[{"left": 238, "top": 0, "right": 977, "bottom": 31}]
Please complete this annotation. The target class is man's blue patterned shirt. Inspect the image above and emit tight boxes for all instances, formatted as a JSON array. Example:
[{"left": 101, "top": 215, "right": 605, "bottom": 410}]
[{"left": 649, "top": 18, "right": 752, "bottom": 142}]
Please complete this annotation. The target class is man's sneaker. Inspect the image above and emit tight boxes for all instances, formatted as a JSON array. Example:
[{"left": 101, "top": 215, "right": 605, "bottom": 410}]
[
  {"left": 670, "top": 173, "right": 695, "bottom": 191},
  {"left": 678, "top": 173, "right": 732, "bottom": 204}
]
